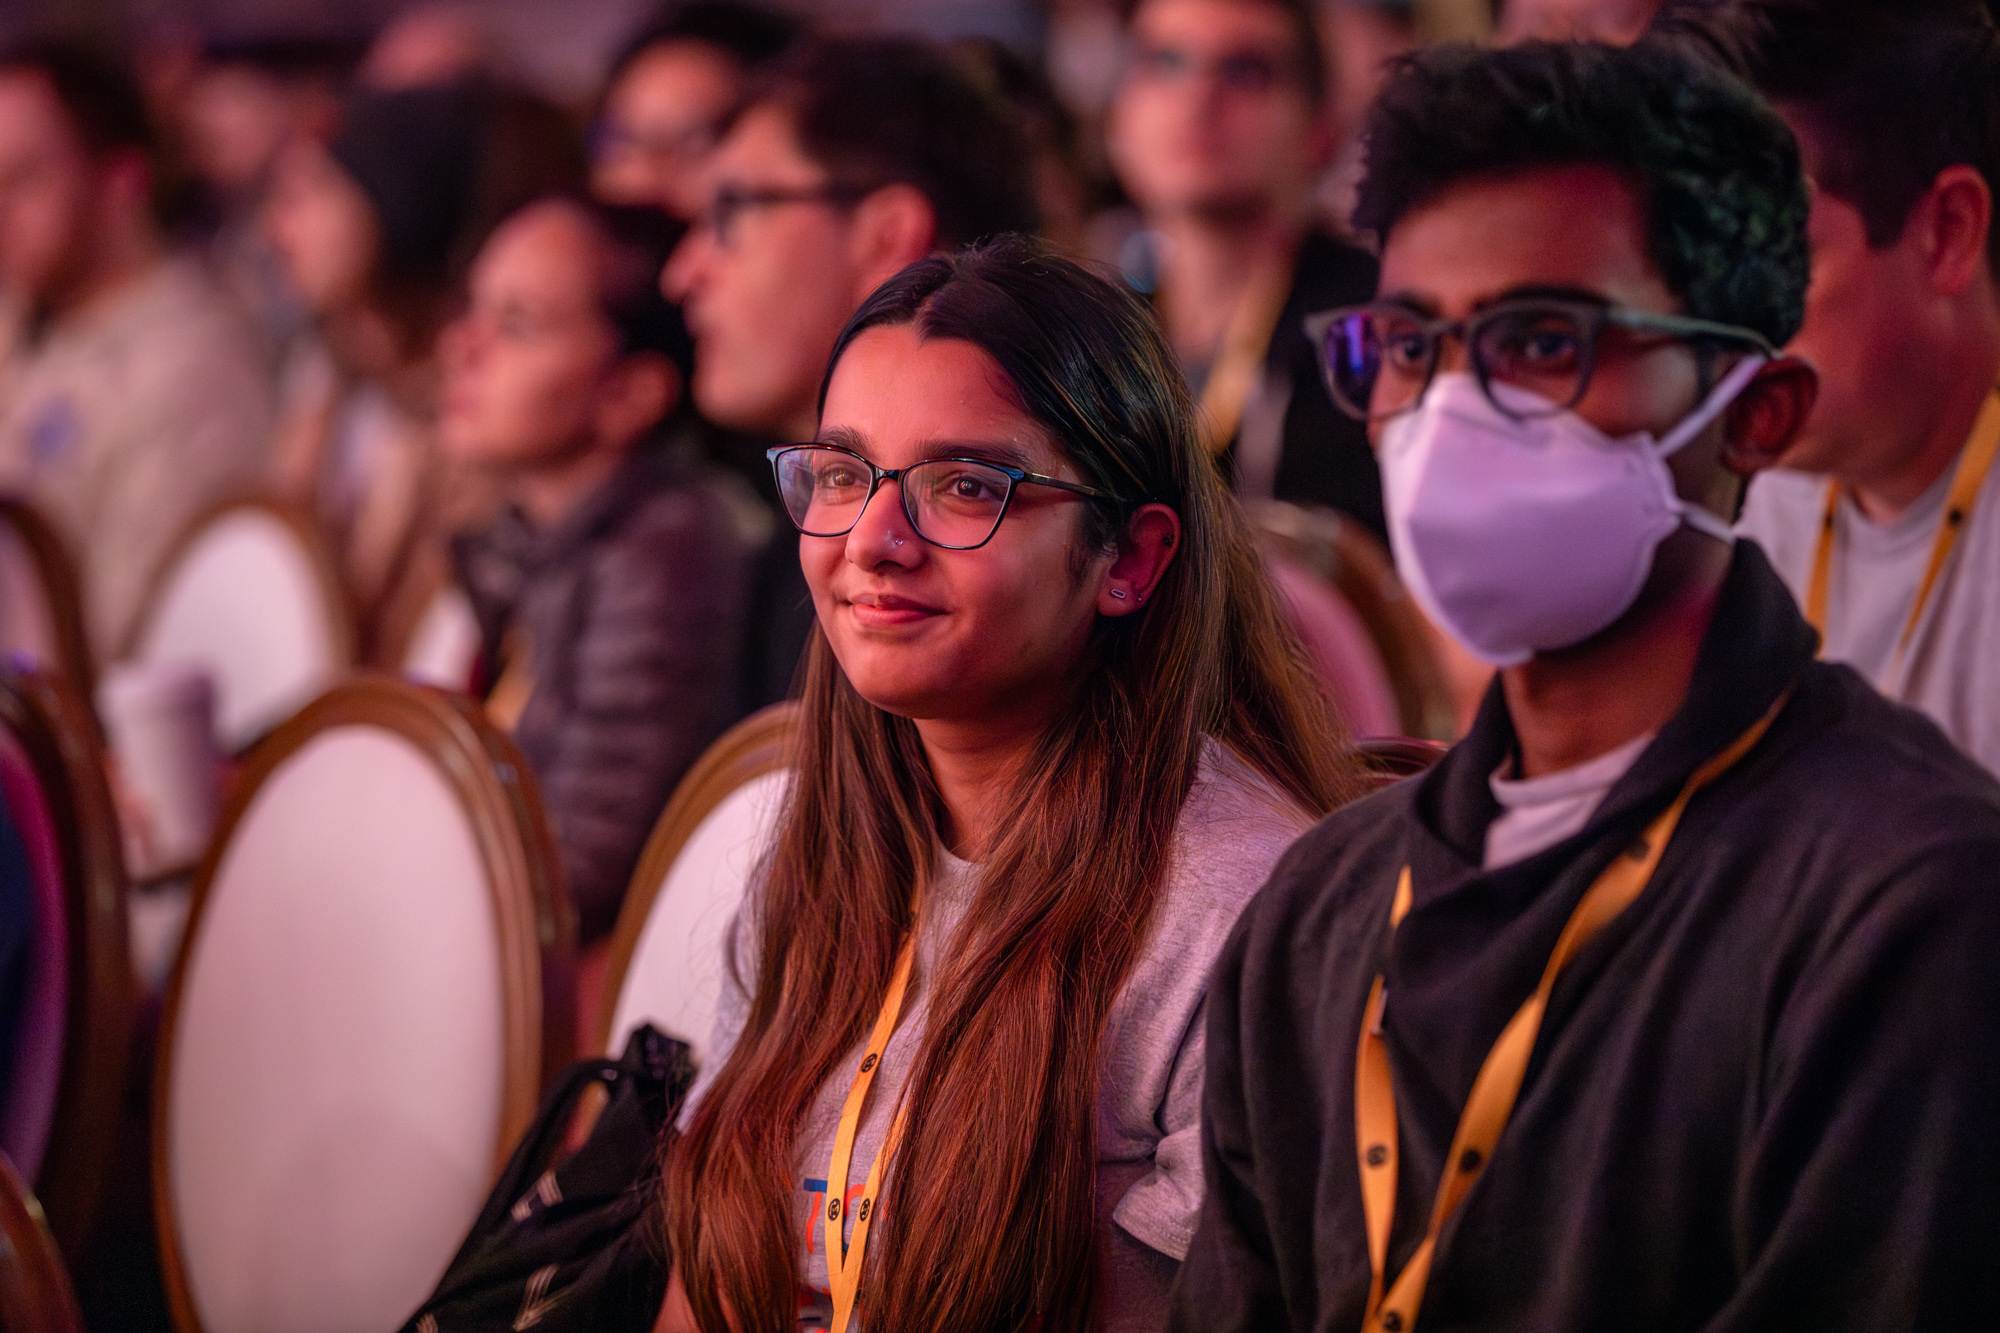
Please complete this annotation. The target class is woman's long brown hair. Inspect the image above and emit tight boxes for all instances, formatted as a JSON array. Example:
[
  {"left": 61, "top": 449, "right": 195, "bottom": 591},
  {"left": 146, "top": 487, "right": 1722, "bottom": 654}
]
[{"left": 663, "top": 239, "right": 1363, "bottom": 1332}]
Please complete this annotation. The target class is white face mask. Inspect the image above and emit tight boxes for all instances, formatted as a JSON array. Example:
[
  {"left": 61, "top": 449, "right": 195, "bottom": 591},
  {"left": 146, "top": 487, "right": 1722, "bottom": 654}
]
[{"left": 1378, "top": 357, "right": 1765, "bottom": 667}]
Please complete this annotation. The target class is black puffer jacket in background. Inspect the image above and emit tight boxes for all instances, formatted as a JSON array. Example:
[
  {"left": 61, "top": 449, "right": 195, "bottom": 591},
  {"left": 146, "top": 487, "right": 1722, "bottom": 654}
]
[
  {"left": 456, "top": 439, "right": 770, "bottom": 941},
  {"left": 1172, "top": 540, "right": 2000, "bottom": 1333}
]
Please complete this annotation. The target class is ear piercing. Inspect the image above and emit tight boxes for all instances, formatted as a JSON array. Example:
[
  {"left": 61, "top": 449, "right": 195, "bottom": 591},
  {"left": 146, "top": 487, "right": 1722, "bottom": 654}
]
[{"left": 1110, "top": 589, "right": 1128, "bottom": 600}]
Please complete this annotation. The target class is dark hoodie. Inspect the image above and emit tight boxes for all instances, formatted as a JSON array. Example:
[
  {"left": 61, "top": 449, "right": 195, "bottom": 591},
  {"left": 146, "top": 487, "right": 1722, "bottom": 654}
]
[{"left": 1171, "top": 541, "right": 2000, "bottom": 1332}]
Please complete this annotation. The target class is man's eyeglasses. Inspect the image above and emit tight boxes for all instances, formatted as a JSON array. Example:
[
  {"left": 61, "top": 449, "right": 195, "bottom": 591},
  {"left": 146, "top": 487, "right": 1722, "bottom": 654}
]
[
  {"left": 589, "top": 118, "right": 721, "bottom": 169},
  {"left": 767, "top": 444, "right": 1120, "bottom": 550},
  {"left": 1304, "top": 297, "right": 1776, "bottom": 423},
  {"left": 698, "top": 181, "right": 872, "bottom": 249},
  {"left": 1128, "top": 42, "right": 1301, "bottom": 95}
]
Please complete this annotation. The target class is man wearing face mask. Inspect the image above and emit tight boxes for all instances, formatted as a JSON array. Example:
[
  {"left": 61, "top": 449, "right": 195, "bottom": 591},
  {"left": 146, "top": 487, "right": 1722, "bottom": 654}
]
[{"left": 1173, "top": 40, "right": 2000, "bottom": 1333}]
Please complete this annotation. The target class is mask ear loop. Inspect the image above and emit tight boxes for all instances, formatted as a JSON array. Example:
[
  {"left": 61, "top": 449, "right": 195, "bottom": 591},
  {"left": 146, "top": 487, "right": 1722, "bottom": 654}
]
[
  {"left": 1652, "top": 353, "right": 1769, "bottom": 543},
  {"left": 1655, "top": 354, "right": 1769, "bottom": 457}
]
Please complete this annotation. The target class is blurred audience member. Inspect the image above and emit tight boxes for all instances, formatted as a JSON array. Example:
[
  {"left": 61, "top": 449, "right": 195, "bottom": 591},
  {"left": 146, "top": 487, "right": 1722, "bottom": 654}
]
[
  {"left": 1497, "top": 0, "right": 1662, "bottom": 41},
  {"left": 1663, "top": 0, "right": 2000, "bottom": 776},
  {"left": 0, "top": 40, "right": 272, "bottom": 660},
  {"left": 1318, "top": 0, "right": 1419, "bottom": 225},
  {"left": 666, "top": 37, "right": 1037, "bottom": 446},
  {"left": 441, "top": 197, "right": 766, "bottom": 942},
  {"left": 360, "top": 3, "right": 495, "bottom": 91},
  {"left": 1175, "top": 40, "right": 2000, "bottom": 1333},
  {"left": 262, "top": 79, "right": 585, "bottom": 663},
  {"left": 591, "top": 0, "right": 802, "bottom": 220},
  {"left": 179, "top": 36, "right": 351, "bottom": 361},
  {"left": 954, "top": 36, "right": 1107, "bottom": 256},
  {"left": 1106, "top": 0, "right": 1386, "bottom": 538}
]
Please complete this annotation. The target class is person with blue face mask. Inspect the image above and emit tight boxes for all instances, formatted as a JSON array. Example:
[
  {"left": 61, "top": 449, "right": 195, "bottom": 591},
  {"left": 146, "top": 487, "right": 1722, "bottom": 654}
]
[{"left": 1171, "top": 39, "right": 2000, "bottom": 1333}]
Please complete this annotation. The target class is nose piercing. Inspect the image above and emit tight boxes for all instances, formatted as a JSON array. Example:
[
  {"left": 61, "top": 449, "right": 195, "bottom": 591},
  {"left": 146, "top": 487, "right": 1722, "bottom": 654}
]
[
  {"left": 1110, "top": 589, "right": 1128, "bottom": 600},
  {"left": 892, "top": 536, "right": 904, "bottom": 548}
]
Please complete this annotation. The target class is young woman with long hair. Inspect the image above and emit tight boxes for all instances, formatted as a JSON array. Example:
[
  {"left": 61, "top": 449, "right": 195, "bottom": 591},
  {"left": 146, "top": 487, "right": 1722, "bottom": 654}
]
[{"left": 656, "top": 238, "right": 1364, "bottom": 1333}]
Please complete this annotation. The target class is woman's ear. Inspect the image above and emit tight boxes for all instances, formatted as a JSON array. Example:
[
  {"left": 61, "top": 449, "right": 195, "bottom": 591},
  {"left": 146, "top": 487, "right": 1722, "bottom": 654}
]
[
  {"left": 1098, "top": 503, "right": 1181, "bottom": 617},
  {"left": 596, "top": 351, "right": 681, "bottom": 451},
  {"left": 1721, "top": 355, "right": 1817, "bottom": 478}
]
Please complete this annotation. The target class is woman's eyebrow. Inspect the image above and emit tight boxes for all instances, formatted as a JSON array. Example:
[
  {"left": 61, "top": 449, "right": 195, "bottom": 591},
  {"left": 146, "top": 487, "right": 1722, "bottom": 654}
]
[
  {"left": 814, "top": 425, "right": 870, "bottom": 452},
  {"left": 916, "top": 438, "right": 1033, "bottom": 468}
]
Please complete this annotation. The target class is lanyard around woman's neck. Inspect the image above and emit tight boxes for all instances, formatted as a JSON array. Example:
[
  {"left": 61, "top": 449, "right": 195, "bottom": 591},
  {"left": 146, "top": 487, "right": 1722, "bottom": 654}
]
[
  {"left": 824, "top": 934, "right": 917, "bottom": 1333},
  {"left": 1805, "top": 384, "right": 2000, "bottom": 661},
  {"left": 1353, "top": 690, "right": 1789, "bottom": 1333}
]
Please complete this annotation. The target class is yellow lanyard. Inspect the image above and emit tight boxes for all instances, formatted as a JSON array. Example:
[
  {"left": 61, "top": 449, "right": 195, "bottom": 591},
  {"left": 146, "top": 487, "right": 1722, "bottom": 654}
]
[
  {"left": 824, "top": 935, "right": 916, "bottom": 1333},
  {"left": 1353, "top": 692, "right": 1789, "bottom": 1333},
  {"left": 1195, "top": 249, "right": 1297, "bottom": 456},
  {"left": 1805, "top": 386, "right": 2000, "bottom": 657}
]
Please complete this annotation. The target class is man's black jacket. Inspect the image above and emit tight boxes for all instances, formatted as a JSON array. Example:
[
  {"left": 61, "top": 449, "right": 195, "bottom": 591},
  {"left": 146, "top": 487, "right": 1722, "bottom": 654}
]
[{"left": 1171, "top": 541, "right": 2000, "bottom": 1332}]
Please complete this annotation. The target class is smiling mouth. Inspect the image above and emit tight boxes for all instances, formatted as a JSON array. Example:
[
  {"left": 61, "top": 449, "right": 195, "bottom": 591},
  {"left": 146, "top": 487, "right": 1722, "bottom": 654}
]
[{"left": 846, "top": 593, "right": 944, "bottom": 626}]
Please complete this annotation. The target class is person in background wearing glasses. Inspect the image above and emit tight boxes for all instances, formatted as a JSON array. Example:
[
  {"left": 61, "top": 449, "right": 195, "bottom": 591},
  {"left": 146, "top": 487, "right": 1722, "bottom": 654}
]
[
  {"left": 1173, "top": 40, "right": 2000, "bottom": 1333},
  {"left": 663, "top": 37, "right": 1038, "bottom": 457},
  {"left": 589, "top": 0, "right": 802, "bottom": 222},
  {"left": 652, "top": 240, "right": 1363, "bottom": 1333},
  {"left": 1654, "top": 1, "right": 2000, "bottom": 778},
  {"left": 1105, "top": 0, "right": 1386, "bottom": 538}
]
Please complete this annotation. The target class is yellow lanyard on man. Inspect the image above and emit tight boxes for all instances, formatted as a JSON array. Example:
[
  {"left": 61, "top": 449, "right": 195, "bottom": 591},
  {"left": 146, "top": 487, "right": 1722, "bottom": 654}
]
[
  {"left": 1805, "top": 385, "right": 2000, "bottom": 659},
  {"left": 823, "top": 935, "right": 916, "bottom": 1333},
  {"left": 1353, "top": 691, "right": 1790, "bottom": 1333}
]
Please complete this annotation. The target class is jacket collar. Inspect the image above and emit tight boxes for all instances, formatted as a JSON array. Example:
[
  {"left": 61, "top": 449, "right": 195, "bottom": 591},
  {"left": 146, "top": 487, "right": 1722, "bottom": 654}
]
[
  {"left": 1407, "top": 540, "right": 1817, "bottom": 886},
  {"left": 453, "top": 434, "right": 696, "bottom": 636}
]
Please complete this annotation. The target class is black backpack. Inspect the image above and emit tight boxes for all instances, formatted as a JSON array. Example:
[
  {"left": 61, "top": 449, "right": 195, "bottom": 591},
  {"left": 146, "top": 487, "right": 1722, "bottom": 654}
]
[{"left": 400, "top": 1024, "right": 697, "bottom": 1333}]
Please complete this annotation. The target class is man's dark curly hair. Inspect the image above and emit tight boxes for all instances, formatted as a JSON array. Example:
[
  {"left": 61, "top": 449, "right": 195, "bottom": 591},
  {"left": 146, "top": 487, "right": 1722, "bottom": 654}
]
[{"left": 1351, "top": 40, "right": 1810, "bottom": 346}]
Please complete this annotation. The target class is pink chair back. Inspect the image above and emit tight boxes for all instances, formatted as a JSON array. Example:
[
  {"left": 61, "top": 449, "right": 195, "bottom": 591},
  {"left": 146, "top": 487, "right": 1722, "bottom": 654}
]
[
  {"left": 1251, "top": 501, "right": 1457, "bottom": 742},
  {"left": 1266, "top": 554, "right": 1403, "bottom": 738},
  {"left": 0, "top": 729, "right": 68, "bottom": 1182},
  {"left": 0, "top": 671, "right": 130, "bottom": 1262}
]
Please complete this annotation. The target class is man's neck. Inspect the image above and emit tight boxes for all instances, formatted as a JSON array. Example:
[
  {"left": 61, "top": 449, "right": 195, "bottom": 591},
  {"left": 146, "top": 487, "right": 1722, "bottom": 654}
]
[
  {"left": 1500, "top": 531, "right": 1731, "bottom": 780},
  {"left": 1150, "top": 207, "right": 1300, "bottom": 366},
  {"left": 1851, "top": 312, "right": 2000, "bottom": 524}
]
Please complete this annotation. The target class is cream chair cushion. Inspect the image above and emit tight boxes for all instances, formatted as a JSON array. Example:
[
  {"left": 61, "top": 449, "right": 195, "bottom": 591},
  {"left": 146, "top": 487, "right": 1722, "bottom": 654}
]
[
  {"left": 606, "top": 770, "right": 787, "bottom": 1064},
  {"left": 165, "top": 725, "right": 507, "bottom": 1333},
  {"left": 400, "top": 584, "right": 480, "bottom": 693},
  {"left": 135, "top": 509, "right": 345, "bottom": 752}
]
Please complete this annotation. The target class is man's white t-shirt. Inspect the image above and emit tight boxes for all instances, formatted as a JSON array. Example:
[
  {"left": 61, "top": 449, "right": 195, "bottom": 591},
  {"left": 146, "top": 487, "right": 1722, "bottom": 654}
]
[
  {"left": 1738, "top": 461, "right": 2000, "bottom": 776},
  {"left": 1484, "top": 730, "right": 1655, "bottom": 870}
]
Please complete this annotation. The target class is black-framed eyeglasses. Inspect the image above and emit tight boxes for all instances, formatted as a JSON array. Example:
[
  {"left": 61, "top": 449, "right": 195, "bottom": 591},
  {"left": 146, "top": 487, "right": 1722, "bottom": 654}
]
[
  {"left": 1304, "top": 297, "right": 1776, "bottom": 423},
  {"left": 699, "top": 181, "right": 872, "bottom": 249},
  {"left": 766, "top": 444, "right": 1121, "bottom": 550}
]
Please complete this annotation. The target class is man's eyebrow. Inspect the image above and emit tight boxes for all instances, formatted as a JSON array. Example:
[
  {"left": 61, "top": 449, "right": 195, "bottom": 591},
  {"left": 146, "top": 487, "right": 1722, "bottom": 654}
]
[
  {"left": 1472, "top": 283, "right": 1612, "bottom": 311},
  {"left": 1373, "top": 291, "right": 1440, "bottom": 318}
]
